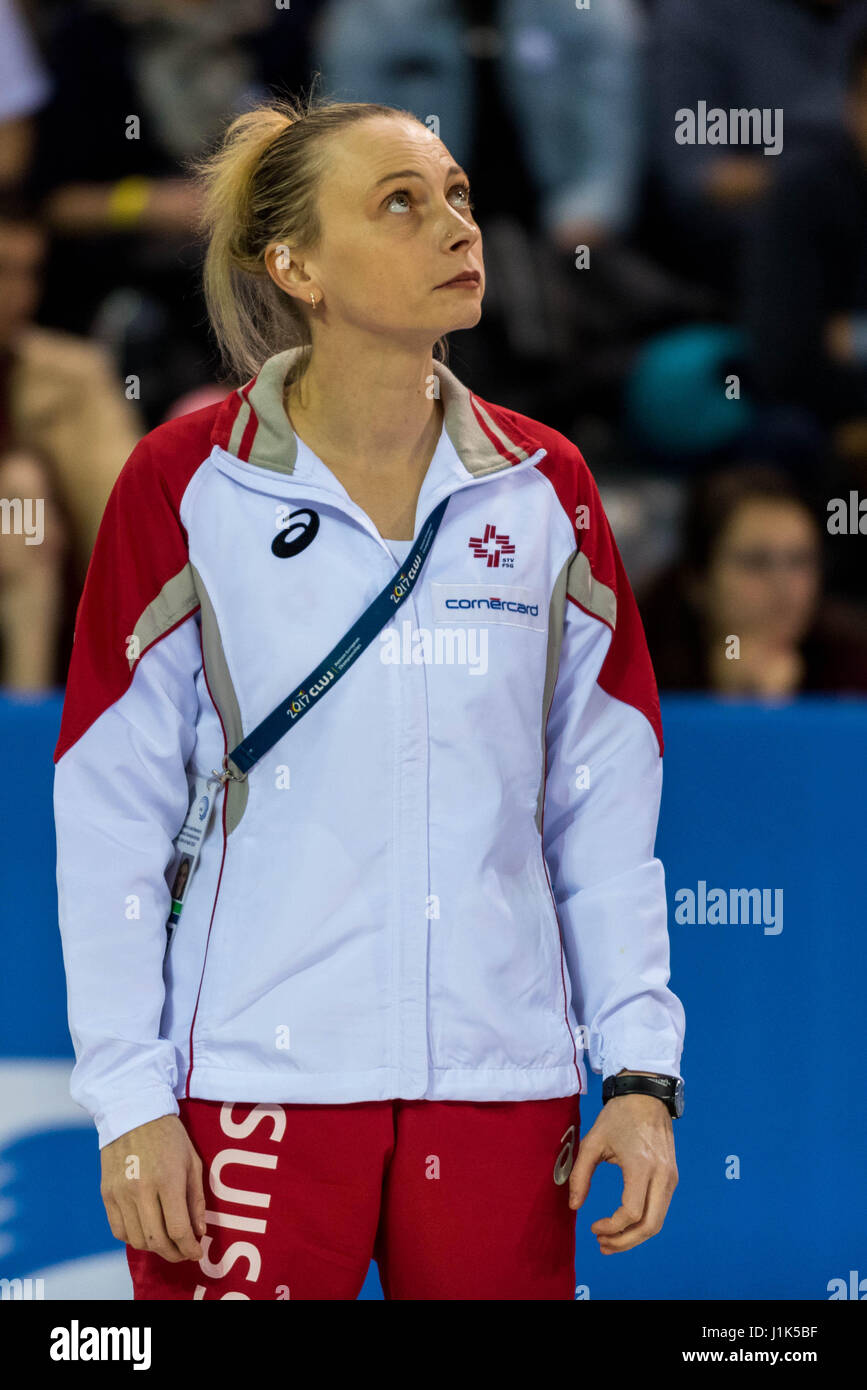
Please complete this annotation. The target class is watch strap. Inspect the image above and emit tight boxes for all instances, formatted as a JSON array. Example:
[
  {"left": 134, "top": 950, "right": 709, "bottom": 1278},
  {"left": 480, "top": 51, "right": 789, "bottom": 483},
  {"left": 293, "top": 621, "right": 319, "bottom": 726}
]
[{"left": 602, "top": 1073, "right": 683, "bottom": 1117}]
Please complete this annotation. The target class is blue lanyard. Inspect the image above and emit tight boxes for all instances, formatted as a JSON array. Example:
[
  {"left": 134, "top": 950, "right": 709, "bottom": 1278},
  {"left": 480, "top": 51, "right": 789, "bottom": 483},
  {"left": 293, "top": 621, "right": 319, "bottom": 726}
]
[{"left": 214, "top": 494, "right": 450, "bottom": 784}]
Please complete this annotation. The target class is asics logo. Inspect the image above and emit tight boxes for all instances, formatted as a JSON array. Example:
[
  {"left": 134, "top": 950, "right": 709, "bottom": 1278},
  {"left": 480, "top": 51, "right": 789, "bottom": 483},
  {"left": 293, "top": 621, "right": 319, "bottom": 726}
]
[{"left": 272, "top": 508, "right": 319, "bottom": 558}]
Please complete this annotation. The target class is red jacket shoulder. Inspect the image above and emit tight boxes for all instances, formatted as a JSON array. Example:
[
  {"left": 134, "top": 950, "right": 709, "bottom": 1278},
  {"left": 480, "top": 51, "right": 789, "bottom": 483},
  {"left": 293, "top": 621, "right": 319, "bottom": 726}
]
[
  {"left": 471, "top": 393, "right": 602, "bottom": 529},
  {"left": 113, "top": 400, "right": 224, "bottom": 516}
]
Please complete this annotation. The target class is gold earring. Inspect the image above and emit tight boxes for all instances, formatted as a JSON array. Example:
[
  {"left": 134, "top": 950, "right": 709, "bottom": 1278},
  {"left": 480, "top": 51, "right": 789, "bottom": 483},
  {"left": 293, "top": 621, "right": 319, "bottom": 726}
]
[{"left": 310, "top": 292, "right": 317, "bottom": 309}]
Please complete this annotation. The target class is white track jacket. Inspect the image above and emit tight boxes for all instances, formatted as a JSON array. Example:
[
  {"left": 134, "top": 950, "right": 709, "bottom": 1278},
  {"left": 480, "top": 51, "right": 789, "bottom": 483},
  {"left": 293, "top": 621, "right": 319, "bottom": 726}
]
[{"left": 53, "top": 347, "right": 685, "bottom": 1148}]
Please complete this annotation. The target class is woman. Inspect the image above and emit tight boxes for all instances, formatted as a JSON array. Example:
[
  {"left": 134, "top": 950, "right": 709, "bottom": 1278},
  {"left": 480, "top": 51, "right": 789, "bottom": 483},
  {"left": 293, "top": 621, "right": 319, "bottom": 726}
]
[
  {"left": 53, "top": 95, "right": 684, "bottom": 1301},
  {"left": 638, "top": 465, "right": 867, "bottom": 697}
]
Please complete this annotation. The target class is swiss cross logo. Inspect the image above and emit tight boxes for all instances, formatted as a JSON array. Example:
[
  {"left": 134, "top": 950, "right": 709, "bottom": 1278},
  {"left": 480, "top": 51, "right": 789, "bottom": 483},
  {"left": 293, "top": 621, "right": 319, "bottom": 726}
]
[{"left": 468, "top": 523, "right": 516, "bottom": 568}]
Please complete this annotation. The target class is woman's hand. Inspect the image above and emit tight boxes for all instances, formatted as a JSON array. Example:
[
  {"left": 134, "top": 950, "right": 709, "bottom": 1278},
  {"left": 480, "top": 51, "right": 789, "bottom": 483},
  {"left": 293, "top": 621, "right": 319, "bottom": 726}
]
[
  {"left": 567, "top": 1093, "right": 678, "bottom": 1253},
  {"left": 100, "top": 1114, "right": 207, "bottom": 1263}
]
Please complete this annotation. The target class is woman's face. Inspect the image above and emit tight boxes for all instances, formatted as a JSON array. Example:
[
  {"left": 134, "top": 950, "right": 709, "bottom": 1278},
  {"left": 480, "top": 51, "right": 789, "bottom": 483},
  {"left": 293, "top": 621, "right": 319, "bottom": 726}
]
[
  {"left": 269, "top": 115, "right": 484, "bottom": 345},
  {"left": 699, "top": 498, "right": 821, "bottom": 646}
]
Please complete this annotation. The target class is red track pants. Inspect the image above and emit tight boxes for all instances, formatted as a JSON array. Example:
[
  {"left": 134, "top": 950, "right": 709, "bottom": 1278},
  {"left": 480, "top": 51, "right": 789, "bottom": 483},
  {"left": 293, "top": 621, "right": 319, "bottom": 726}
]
[{"left": 126, "top": 1093, "right": 581, "bottom": 1300}]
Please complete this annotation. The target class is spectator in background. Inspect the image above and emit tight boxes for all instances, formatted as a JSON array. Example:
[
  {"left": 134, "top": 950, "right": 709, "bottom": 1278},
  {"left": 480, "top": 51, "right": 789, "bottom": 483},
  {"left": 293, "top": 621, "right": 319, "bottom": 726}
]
[
  {"left": 0, "top": 0, "right": 52, "bottom": 187},
  {"left": 742, "top": 21, "right": 867, "bottom": 456},
  {"left": 315, "top": 0, "right": 645, "bottom": 250},
  {"left": 637, "top": 465, "right": 867, "bottom": 696},
  {"left": 25, "top": 0, "right": 318, "bottom": 422},
  {"left": 647, "top": 0, "right": 852, "bottom": 291},
  {"left": 0, "top": 188, "right": 143, "bottom": 691},
  {"left": 0, "top": 190, "right": 143, "bottom": 571}
]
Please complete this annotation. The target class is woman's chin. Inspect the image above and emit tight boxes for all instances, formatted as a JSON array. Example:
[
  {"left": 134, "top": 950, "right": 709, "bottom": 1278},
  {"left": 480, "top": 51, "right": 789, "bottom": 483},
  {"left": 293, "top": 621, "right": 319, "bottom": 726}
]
[{"left": 440, "top": 303, "right": 484, "bottom": 335}]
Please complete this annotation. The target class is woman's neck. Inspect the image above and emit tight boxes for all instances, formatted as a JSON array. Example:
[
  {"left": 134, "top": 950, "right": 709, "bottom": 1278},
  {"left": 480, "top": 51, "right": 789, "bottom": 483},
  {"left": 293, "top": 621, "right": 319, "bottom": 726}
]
[{"left": 284, "top": 337, "right": 444, "bottom": 477}]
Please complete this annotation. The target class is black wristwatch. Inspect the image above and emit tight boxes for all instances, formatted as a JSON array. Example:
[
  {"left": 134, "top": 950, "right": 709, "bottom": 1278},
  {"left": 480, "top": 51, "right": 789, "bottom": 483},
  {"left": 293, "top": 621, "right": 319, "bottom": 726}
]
[{"left": 602, "top": 1072, "right": 684, "bottom": 1118}]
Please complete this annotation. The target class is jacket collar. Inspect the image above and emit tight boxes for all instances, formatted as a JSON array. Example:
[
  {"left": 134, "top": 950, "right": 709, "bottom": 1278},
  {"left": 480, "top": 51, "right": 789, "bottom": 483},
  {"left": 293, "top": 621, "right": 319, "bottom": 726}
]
[{"left": 210, "top": 345, "right": 540, "bottom": 480}]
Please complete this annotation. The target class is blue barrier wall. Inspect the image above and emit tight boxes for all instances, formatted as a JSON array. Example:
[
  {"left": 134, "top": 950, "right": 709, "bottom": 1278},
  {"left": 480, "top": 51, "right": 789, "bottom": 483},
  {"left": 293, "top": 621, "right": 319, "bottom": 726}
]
[{"left": 1, "top": 693, "right": 864, "bottom": 1299}]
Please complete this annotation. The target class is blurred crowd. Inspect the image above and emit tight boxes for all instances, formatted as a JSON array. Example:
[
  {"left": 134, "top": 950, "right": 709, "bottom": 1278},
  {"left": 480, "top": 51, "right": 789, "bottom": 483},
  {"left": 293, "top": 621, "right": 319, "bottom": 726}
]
[{"left": 1, "top": 0, "right": 866, "bottom": 697}]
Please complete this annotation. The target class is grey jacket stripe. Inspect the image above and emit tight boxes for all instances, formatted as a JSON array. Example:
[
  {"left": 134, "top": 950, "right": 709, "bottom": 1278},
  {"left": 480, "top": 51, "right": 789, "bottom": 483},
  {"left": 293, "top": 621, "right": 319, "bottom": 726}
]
[
  {"left": 567, "top": 551, "right": 617, "bottom": 628},
  {"left": 191, "top": 563, "right": 249, "bottom": 834},
  {"left": 129, "top": 564, "right": 248, "bottom": 833},
  {"left": 129, "top": 565, "right": 199, "bottom": 668},
  {"left": 464, "top": 395, "right": 530, "bottom": 470},
  {"left": 535, "top": 550, "right": 618, "bottom": 832},
  {"left": 536, "top": 555, "right": 572, "bottom": 832},
  {"left": 226, "top": 398, "right": 252, "bottom": 460},
  {"left": 240, "top": 350, "right": 304, "bottom": 474}
]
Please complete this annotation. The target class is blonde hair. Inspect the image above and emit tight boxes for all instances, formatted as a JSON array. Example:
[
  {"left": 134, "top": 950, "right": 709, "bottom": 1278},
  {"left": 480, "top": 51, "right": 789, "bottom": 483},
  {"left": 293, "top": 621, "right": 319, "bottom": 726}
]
[{"left": 186, "top": 85, "right": 451, "bottom": 385}]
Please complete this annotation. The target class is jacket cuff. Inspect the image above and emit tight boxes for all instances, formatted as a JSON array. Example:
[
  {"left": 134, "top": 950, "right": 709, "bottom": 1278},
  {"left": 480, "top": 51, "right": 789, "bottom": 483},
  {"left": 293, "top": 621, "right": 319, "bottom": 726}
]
[
  {"left": 93, "top": 1085, "right": 180, "bottom": 1150},
  {"left": 600, "top": 1051, "right": 683, "bottom": 1083}
]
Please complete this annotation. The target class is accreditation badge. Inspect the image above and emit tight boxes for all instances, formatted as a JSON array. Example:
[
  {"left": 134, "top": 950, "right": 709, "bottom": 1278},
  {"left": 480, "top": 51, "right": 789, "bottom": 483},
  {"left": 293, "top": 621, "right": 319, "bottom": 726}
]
[{"left": 164, "top": 773, "right": 221, "bottom": 954}]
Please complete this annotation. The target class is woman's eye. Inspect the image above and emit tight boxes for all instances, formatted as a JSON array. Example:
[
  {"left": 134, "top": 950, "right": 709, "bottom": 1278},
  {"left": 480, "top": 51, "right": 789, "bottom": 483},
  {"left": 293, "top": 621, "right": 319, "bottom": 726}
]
[{"left": 384, "top": 185, "right": 475, "bottom": 214}]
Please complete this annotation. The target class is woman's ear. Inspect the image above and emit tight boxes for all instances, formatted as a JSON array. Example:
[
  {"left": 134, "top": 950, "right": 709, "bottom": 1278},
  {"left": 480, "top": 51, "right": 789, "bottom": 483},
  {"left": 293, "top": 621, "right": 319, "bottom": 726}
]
[
  {"left": 264, "top": 241, "right": 292, "bottom": 284},
  {"left": 264, "top": 241, "right": 316, "bottom": 307}
]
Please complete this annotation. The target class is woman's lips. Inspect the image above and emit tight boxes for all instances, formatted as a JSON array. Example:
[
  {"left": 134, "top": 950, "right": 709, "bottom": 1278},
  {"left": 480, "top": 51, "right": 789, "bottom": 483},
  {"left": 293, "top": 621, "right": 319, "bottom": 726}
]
[{"left": 436, "top": 271, "right": 481, "bottom": 288}]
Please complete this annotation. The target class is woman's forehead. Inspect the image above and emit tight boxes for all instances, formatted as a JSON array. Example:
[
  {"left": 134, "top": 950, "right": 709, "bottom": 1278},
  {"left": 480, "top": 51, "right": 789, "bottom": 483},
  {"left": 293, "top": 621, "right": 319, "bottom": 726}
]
[{"left": 321, "top": 119, "right": 455, "bottom": 196}]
